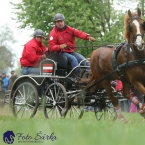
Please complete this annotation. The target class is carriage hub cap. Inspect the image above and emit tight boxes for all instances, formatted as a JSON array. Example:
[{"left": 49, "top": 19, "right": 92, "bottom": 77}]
[{"left": 53, "top": 101, "right": 56, "bottom": 106}]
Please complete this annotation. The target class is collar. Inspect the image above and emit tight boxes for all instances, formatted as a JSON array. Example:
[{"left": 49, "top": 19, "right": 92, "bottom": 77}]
[{"left": 55, "top": 25, "right": 67, "bottom": 31}]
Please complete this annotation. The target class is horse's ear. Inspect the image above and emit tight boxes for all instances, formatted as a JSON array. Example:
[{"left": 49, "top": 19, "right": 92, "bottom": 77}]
[
  {"left": 128, "top": 10, "right": 132, "bottom": 18},
  {"left": 137, "top": 8, "right": 141, "bottom": 16}
]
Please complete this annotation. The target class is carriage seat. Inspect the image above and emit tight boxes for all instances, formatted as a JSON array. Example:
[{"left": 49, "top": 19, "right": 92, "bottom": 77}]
[
  {"left": 39, "top": 52, "right": 72, "bottom": 76},
  {"left": 48, "top": 52, "right": 70, "bottom": 69}
]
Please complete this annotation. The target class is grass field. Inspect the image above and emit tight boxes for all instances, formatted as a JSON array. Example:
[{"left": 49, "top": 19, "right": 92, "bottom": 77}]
[{"left": 0, "top": 105, "right": 145, "bottom": 145}]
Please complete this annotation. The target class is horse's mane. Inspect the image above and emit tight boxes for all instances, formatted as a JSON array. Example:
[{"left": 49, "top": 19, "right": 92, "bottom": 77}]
[{"left": 124, "top": 11, "right": 138, "bottom": 41}]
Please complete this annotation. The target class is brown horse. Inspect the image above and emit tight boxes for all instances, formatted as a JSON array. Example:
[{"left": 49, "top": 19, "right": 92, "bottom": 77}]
[{"left": 89, "top": 8, "right": 145, "bottom": 122}]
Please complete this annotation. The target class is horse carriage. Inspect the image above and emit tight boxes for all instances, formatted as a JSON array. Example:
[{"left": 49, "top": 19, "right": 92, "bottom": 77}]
[
  {"left": 9, "top": 8, "right": 145, "bottom": 122},
  {"left": 9, "top": 51, "right": 121, "bottom": 121}
]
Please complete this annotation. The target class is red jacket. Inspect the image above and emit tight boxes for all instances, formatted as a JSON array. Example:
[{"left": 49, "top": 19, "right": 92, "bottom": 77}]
[
  {"left": 48, "top": 25, "right": 90, "bottom": 53},
  {"left": 20, "top": 38, "right": 47, "bottom": 67}
]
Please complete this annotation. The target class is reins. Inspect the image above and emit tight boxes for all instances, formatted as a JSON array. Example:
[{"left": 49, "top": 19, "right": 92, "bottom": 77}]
[{"left": 64, "top": 41, "right": 117, "bottom": 49}]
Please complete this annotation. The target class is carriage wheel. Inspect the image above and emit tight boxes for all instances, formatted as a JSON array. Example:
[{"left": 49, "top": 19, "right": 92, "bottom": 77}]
[
  {"left": 43, "top": 82, "right": 68, "bottom": 119},
  {"left": 12, "top": 82, "right": 38, "bottom": 118},
  {"left": 94, "top": 101, "right": 117, "bottom": 121},
  {"left": 65, "top": 94, "right": 84, "bottom": 119}
]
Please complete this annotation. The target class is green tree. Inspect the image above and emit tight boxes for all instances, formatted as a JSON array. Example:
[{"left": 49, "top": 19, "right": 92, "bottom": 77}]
[
  {"left": 137, "top": 0, "right": 145, "bottom": 17},
  {"left": 0, "top": 25, "right": 16, "bottom": 46},
  {"left": 0, "top": 46, "right": 15, "bottom": 73},
  {"left": 0, "top": 25, "right": 16, "bottom": 73},
  {"left": 11, "top": 0, "right": 126, "bottom": 57}
]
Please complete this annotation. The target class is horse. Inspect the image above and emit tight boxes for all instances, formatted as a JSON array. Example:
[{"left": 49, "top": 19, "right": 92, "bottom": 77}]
[{"left": 88, "top": 8, "right": 145, "bottom": 122}]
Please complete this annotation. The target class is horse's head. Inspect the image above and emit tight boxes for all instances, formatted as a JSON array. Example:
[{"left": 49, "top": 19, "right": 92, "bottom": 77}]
[{"left": 127, "top": 8, "right": 145, "bottom": 51}]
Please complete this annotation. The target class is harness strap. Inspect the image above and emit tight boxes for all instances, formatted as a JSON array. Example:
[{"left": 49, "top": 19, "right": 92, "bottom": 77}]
[
  {"left": 112, "top": 42, "right": 125, "bottom": 70},
  {"left": 86, "top": 57, "right": 145, "bottom": 92},
  {"left": 112, "top": 42, "right": 126, "bottom": 80}
]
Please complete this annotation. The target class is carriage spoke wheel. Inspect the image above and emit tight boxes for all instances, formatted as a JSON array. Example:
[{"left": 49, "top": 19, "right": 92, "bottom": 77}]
[
  {"left": 12, "top": 82, "right": 38, "bottom": 118},
  {"left": 94, "top": 101, "right": 117, "bottom": 121},
  {"left": 66, "top": 94, "right": 84, "bottom": 119},
  {"left": 43, "top": 82, "right": 68, "bottom": 119}
]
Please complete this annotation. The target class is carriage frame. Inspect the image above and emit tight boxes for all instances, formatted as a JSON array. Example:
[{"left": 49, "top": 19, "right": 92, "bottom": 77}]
[{"left": 8, "top": 51, "right": 124, "bottom": 120}]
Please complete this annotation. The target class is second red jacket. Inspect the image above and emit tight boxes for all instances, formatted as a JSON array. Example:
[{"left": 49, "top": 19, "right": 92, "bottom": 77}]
[
  {"left": 48, "top": 25, "right": 90, "bottom": 53},
  {"left": 20, "top": 38, "right": 47, "bottom": 67}
]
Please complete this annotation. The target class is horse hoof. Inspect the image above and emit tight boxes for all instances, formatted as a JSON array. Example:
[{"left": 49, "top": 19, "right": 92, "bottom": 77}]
[
  {"left": 118, "top": 116, "right": 128, "bottom": 123},
  {"left": 139, "top": 111, "right": 145, "bottom": 118},
  {"left": 120, "top": 118, "right": 128, "bottom": 123}
]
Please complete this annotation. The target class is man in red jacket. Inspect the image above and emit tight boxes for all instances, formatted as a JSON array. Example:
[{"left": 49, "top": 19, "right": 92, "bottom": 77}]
[
  {"left": 20, "top": 29, "right": 47, "bottom": 75},
  {"left": 48, "top": 13, "right": 96, "bottom": 74}
]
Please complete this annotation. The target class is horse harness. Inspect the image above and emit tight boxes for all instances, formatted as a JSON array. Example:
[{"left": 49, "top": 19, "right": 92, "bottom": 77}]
[
  {"left": 86, "top": 42, "right": 145, "bottom": 92},
  {"left": 86, "top": 10, "right": 145, "bottom": 92},
  {"left": 112, "top": 42, "right": 145, "bottom": 81}
]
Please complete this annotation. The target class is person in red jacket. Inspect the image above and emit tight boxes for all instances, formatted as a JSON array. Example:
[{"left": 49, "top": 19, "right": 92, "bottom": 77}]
[
  {"left": 20, "top": 29, "right": 47, "bottom": 75},
  {"left": 48, "top": 13, "right": 96, "bottom": 74}
]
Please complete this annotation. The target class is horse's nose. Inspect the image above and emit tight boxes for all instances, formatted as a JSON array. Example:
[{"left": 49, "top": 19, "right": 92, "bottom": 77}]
[
  {"left": 136, "top": 36, "right": 142, "bottom": 45},
  {"left": 135, "top": 39, "right": 145, "bottom": 51}
]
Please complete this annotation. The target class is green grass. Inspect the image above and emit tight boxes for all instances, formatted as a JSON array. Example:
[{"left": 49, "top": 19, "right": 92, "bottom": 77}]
[{"left": 0, "top": 105, "right": 145, "bottom": 145}]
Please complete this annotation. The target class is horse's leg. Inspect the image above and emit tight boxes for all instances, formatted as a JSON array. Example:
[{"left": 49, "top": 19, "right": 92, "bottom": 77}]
[
  {"left": 123, "top": 82, "right": 145, "bottom": 115},
  {"left": 123, "top": 81, "right": 145, "bottom": 117},
  {"left": 123, "top": 82, "right": 140, "bottom": 106},
  {"left": 130, "top": 82, "right": 145, "bottom": 117},
  {"left": 102, "top": 80, "right": 127, "bottom": 122}
]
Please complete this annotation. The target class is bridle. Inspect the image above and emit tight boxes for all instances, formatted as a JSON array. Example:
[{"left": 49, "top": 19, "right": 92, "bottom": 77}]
[
  {"left": 128, "top": 16, "right": 145, "bottom": 51},
  {"left": 128, "top": 16, "right": 144, "bottom": 40}
]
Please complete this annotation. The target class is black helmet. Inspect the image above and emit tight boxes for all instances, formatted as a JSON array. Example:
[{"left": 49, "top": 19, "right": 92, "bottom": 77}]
[
  {"left": 53, "top": 13, "right": 65, "bottom": 22},
  {"left": 34, "top": 29, "right": 45, "bottom": 38}
]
